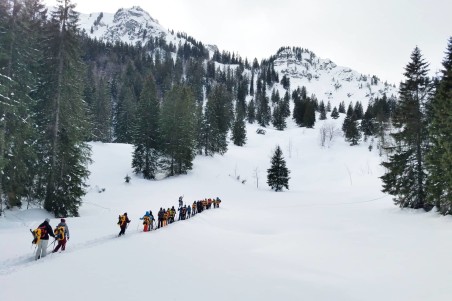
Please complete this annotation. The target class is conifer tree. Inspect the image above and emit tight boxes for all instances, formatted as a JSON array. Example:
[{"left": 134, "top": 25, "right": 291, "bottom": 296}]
[
  {"left": 272, "top": 102, "right": 286, "bottom": 131},
  {"left": 361, "top": 105, "right": 375, "bottom": 141},
  {"left": 132, "top": 75, "right": 161, "bottom": 179},
  {"left": 35, "top": 0, "right": 91, "bottom": 217},
  {"left": 267, "top": 145, "right": 290, "bottom": 192},
  {"left": 114, "top": 84, "right": 136, "bottom": 143},
  {"left": 292, "top": 86, "right": 307, "bottom": 126},
  {"left": 338, "top": 101, "right": 346, "bottom": 113},
  {"left": 281, "top": 75, "right": 290, "bottom": 90},
  {"left": 303, "top": 99, "right": 316, "bottom": 128},
  {"left": 331, "top": 107, "right": 339, "bottom": 119},
  {"left": 381, "top": 47, "right": 433, "bottom": 210},
  {"left": 0, "top": 0, "right": 46, "bottom": 208},
  {"left": 249, "top": 72, "right": 254, "bottom": 96},
  {"left": 271, "top": 88, "right": 280, "bottom": 104},
  {"left": 256, "top": 80, "right": 271, "bottom": 127},
  {"left": 319, "top": 101, "right": 327, "bottom": 120},
  {"left": 160, "top": 85, "right": 197, "bottom": 176},
  {"left": 281, "top": 91, "right": 291, "bottom": 118},
  {"left": 426, "top": 37, "right": 452, "bottom": 213},
  {"left": 354, "top": 101, "right": 364, "bottom": 120},
  {"left": 232, "top": 110, "right": 247, "bottom": 146},
  {"left": 247, "top": 98, "right": 256, "bottom": 123},
  {"left": 201, "top": 84, "right": 233, "bottom": 155},
  {"left": 91, "top": 76, "right": 112, "bottom": 142},
  {"left": 342, "top": 105, "right": 361, "bottom": 145}
]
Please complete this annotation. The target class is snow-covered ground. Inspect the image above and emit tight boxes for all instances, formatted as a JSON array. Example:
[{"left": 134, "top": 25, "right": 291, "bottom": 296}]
[{"left": 1, "top": 117, "right": 452, "bottom": 301}]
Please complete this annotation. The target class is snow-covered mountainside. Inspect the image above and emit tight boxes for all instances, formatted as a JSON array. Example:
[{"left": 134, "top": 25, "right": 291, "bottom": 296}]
[
  {"left": 78, "top": 7, "right": 398, "bottom": 108},
  {"left": 79, "top": 6, "right": 169, "bottom": 45},
  {"left": 273, "top": 48, "right": 397, "bottom": 108}
]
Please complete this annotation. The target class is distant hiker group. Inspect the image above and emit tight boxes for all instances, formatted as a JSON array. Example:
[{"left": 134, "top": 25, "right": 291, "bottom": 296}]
[
  {"left": 31, "top": 218, "right": 70, "bottom": 260},
  {"left": 118, "top": 196, "right": 222, "bottom": 236},
  {"left": 30, "top": 196, "right": 221, "bottom": 260}
]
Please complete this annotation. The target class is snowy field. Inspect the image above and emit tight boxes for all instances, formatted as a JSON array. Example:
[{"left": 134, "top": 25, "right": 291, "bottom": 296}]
[{"left": 1, "top": 117, "right": 452, "bottom": 301}]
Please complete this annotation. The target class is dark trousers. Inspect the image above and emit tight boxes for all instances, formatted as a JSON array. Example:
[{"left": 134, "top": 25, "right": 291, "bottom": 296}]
[
  {"left": 53, "top": 238, "right": 67, "bottom": 252},
  {"left": 118, "top": 225, "right": 127, "bottom": 236}
]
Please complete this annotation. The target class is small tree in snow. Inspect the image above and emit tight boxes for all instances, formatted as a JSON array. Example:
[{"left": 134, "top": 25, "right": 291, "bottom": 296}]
[{"left": 267, "top": 146, "right": 290, "bottom": 191}]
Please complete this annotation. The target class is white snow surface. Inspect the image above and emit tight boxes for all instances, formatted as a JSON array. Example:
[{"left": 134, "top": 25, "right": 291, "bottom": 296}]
[{"left": 1, "top": 117, "right": 452, "bottom": 301}]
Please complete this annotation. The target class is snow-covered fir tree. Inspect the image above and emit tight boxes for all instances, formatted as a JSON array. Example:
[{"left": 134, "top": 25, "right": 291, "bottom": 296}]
[
  {"left": 267, "top": 145, "right": 290, "bottom": 192},
  {"left": 381, "top": 47, "right": 433, "bottom": 210}
]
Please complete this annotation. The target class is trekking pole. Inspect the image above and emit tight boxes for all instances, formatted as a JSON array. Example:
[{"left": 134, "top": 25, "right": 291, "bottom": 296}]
[{"left": 47, "top": 239, "right": 57, "bottom": 251}]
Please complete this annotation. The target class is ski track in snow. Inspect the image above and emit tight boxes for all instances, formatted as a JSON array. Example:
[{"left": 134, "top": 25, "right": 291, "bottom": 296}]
[{"left": 0, "top": 211, "right": 210, "bottom": 275}]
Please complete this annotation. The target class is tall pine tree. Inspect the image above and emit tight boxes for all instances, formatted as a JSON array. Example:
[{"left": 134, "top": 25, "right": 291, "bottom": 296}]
[
  {"left": 426, "top": 38, "right": 452, "bottom": 213},
  {"left": 381, "top": 47, "right": 433, "bottom": 210},
  {"left": 201, "top": 84, "right": 233, "bottom": 155},
  {"left": 160, "top": 85, "right": 197, "bottom": 176},
  {"left": 35, "top": 0, "right": 91, "bottom": 217},
  {"left": 132, "top": 75, "right": 161, "bottom": 179}
]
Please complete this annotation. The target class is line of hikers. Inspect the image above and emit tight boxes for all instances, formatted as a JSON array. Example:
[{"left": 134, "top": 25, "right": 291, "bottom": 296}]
[
  {"left": 30, "top": 196, "right": 222, "bottom": 260},
  {"left": 31, "top": 218, "right": 70, "bottom": 261},
  {"left": 117, "top": 196, "right": 222, "bottom": 236}
]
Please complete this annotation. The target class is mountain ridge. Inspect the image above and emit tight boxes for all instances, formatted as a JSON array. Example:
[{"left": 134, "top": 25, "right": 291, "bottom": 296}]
[{"left": 78, "top": 6, "right": 398, "bottom": 108}]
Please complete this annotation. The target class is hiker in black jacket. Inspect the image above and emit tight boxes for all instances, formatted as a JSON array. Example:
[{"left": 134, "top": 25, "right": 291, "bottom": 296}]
[
  {"left": 118, "top": 213, "right": 131, "bottom": 237},
  {"left": 157, "top": 208, "right": 164, "bottom": 228},
  {"left": 35, "top": 218, "right": 55, "bottom": 260}
]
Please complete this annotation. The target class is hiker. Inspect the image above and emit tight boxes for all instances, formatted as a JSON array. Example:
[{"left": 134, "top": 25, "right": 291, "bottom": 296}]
[
  {"left": 149, "top": 210, "right": 155, "bottom": 230},
  {"left": 162, "top": 209, "right": 168, "bottom": 227},
  {"left": 178, "top": 205, "right": 186, "bottom": 220},
  {"left": 192, "top": 201, "right": 197, "bottom": 216},
  {"left": 34, "top": 218, "right": 55, "bottom": 260},
  {"left": 215, "top": 197, "right": 222, "bottom": 208},
  {"left": 170, "top": 206, "right": 176, "bottom": 224},
  {"left": 178, "top": 196, "right": 183, "bottom": 208},
  {"left": 197, "top": 200, "right": 203, "bottom": 213},
  {"left": 118, "top": 213, "right": 131, "bottom": 237},
  {"left": 157, "top": 208, "right": 164, "bottom": 228},
  {"left": 186, "top": 204, "right": 191, "bottom": 218},
  {"left": 140, "top": 212, "right": 151, "bottom": 232},
  {"left": 178, "top": 205, "right": 182, "bottom": 221},
  {"left": 53, "top": 218, "right": 70, "bottom": 253}
]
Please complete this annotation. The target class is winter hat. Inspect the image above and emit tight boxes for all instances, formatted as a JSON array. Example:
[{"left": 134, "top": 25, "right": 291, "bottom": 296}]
[
  {"left": 61, "top": 218, "right": 66, "bottom": 223},
  {"left": 45, "top": 218, "right": 50, "bottom": 223}
]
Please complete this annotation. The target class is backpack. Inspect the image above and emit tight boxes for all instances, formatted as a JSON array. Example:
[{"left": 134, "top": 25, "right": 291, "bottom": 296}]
[
  {"left": 31, "top": 226, "right": 47, "bottom": 244},
  {"left": 54, "top": 226, "right": 65, "bottom": 240},
  {"left": 118, "top": 215, "right": 126, "bottom": 226},
  {"left": 143, "top": 216, "right": 150, "bottom": 225}
]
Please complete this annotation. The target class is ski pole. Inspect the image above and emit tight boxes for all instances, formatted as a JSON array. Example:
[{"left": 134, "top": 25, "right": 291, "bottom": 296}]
[{"left": 47, "top": 239, "right": 57, "bottom": 250}]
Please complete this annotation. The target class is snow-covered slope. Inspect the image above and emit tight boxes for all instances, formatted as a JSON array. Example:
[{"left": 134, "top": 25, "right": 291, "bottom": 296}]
[
  {"left": 273, "top": 48, "right": 397, "bottom": 108},
  {"left": 79, "top": 6, "right": 169, "bottom": 45},
  {"left": 1, "top": 117, "right": 452, "bottom": 301}
]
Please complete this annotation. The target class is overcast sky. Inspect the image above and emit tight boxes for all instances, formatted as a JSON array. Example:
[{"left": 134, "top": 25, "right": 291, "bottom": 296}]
[{"left": 44, "top": 0, "right": 452, "bottom": 84}]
